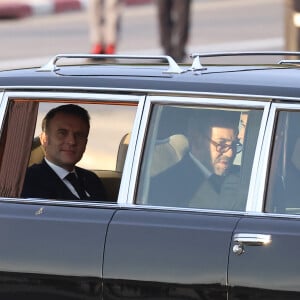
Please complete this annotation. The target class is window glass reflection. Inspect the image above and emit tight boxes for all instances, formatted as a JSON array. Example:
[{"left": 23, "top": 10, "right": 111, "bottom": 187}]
[{"left": 136, "top": 105, "right": 262, "bottom": 211}]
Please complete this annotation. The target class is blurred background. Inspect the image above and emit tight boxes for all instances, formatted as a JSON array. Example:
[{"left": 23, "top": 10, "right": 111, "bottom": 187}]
[{"left": 0, "top": 0, "right": 297, "bottom": 68}]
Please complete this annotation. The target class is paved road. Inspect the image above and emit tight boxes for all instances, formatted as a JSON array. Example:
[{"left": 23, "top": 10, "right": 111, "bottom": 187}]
[{"left": 0, "top": 0, "right": 285, "bottom": 68}]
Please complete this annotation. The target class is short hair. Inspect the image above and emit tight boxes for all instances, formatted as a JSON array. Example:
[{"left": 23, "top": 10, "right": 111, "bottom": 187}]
[
  {"left": 42, "top": 104, "right": 90, "bottom": 133},
  {"left": 188, "top": 109, "right": 240, "bottom": 137}
]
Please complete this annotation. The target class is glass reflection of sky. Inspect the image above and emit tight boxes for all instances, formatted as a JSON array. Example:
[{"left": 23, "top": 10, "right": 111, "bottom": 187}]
[{"left": 35, "top": 102, "right": 137, "bottom": 171}]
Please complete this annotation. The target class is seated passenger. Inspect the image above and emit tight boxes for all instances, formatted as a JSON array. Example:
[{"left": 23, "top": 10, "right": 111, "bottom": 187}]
[
  {"left": 148, "top": 110, "right": 243, "bottom": 210},
  {"left": 21, "top": 104, "right": 106, "bottom": 201}
]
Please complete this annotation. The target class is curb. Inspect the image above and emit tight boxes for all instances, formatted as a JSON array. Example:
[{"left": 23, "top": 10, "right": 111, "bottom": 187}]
[
  {"left": 0, "top": 0, "right": 87, "bottom": 18},
  {"left": 0, "top": 0, "right": 153, "bottom": 19}
]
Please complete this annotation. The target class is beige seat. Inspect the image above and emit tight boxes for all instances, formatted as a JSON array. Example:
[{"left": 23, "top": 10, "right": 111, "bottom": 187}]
[
  {"left": 87, "top": 132, "right": 130, "bottom": 201},
  {"left": 28, "top": 136, "right": 44, "bottom": 166},
  {"left": 116, "top": 133, "right": 130, "bottom": 172},
  {"left": 94, "top": 132, "right": 130, "bottom": 201},
  {"left": 151, "top": 134, "right": 189, "bottom": 176}
]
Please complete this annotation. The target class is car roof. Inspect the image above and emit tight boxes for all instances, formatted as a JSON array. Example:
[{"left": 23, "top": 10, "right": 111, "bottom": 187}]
[{"left": 0, "top": 52, "right": 300, "bottom": 99}]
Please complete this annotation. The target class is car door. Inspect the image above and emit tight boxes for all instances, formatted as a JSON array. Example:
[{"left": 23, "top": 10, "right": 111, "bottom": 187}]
[
  {"left": 103, "top": 96, "right": 268, "bottom": 300},
  {"left": 0, "top": 92, "right": 140, "bottom": 299},
  {"left": 228, "top": 104, "right": 300, "bottom": 299},
  {"left": 0, "top": 201, "right": 115, "bottom": 300}
]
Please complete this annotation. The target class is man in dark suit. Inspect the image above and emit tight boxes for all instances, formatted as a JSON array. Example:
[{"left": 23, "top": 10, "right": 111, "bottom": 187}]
[
  {"left": 22, "top": 104, "right": 106, "bottom": 201},
  {"left": 149, "top": 110, "right": 243, "bottom": 210}
]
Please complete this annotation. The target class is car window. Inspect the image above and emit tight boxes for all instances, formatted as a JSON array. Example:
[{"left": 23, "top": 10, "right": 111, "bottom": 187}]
[
  {"left": 136, "top": 104, "right": 263, "bottom": 211},
  {"left": 0, "top": 99, "right": 137, "bottom": 202},
  {"left": 265, "top": 110, "right": 300, "bottom": 214}
]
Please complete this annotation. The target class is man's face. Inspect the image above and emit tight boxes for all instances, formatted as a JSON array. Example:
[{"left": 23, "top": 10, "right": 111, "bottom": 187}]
[
  {"left": 40, "top": 112, "right": 89, "bottom": 171},
  {"left": 209, "top": 126, "right": 237, "bottom": 176}
]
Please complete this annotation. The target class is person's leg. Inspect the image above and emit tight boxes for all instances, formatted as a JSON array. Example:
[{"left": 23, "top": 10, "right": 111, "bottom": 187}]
[
  {"left": 104, "top": 0, "right": 122, "bottom": 54},
  {"left": 157, "top": 0, "right": 172, "bottom": 56},
  {"left": 172, "top": 0, "right": 191, "bottom": 61},
  {"left": 88, "top": 0, "right": 104, "bottom": 53}
]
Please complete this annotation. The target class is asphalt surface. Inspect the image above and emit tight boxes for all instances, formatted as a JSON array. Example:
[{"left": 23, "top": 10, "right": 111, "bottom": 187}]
[{"left": 0, "top": 0, "right": 153, "bottom": 19}]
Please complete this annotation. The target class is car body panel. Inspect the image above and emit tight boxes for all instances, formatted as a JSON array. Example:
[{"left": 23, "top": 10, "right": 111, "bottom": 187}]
[
  {"left": 229, "top": 215, "right": 300, "bottom": 299},
  {"left": 0, "top": 200, "right": 116, "bottom": 299},
  {"left": 104, "top": 208, "right": 240, "bottom": 300},
  {"left": 0, "top": 64, "right": 300, "bottom": 99}
]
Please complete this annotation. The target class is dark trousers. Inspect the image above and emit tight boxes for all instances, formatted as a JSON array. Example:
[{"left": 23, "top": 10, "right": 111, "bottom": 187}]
[{"left": 157, "top": 0, "right": 191, "bottom": 62}]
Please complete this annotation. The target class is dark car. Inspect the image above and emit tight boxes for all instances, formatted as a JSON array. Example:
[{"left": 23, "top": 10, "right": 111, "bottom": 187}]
[{"left": 0, "top": 51, "right": 299, "bottom": 299}]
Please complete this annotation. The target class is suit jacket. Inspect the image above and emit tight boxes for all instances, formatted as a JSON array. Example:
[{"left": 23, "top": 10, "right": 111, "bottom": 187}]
[
  {"left": 149, "top": 154, "right": 207, "bottom": 207},
  {"left": 21, "top": 159, "right": 107, "bottom": 201},
  {"left": 148, "top": 154, "right": 242, "bottom": 210},
  {"left": 189, "top": 171, "right": 244, "bottom": 211}
]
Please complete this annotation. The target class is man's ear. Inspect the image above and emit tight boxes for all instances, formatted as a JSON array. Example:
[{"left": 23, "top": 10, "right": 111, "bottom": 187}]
[{"left": 40, "top": 132, "right": 47, "bottom": 147}]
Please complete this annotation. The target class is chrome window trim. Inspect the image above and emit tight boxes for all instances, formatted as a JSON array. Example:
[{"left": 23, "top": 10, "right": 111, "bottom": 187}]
[
  {"left": 245, "top": 102, "right": 272, "bottom": 212},
  {"left": 111, "top": 202, "right": 300, "bottom": 219},
  {"left": 2, "top": 90, "right": 299, "bottom": 214},
  {"left": 0, "top": 91, "right": 7, "bottom": 135},
  {"left": 124, "top": 203, "right": 250, "bottom": 216},
  {"left": 118, "top": 96, "right": 146, "bottom": 204},
  {"left": 0, "top": 197, "right": 121, "bottom": 209},
  {"left": 243, "top": 211, "right": 300, "bottom": 219},
  {"left": 2, "top": 84, "right": 300, "bottom": 102},
  {"left": 1, "top": 91, "right": 140, "bottom": 103},
  {"left": 126, "top": 95, "right": 270, "bottom": 214},
  {"left": 125, "top": 95, "right": 152, "bottom": 205},
  {"left": 252, "top": 102, "right": 300, "bottom": 214}
]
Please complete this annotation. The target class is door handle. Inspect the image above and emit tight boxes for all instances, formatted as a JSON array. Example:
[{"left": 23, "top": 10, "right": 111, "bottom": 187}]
[{"left": 232, "top": 233, "right": 272, "bottom": 255}]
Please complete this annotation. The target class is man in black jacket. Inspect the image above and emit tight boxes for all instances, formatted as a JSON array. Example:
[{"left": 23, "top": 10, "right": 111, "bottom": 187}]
[
  {"left": 22, "top": 104, "right": 106, "bottom": 201},
  {"left": 149, "top": 110, "right": 243, "bottom": 210}
]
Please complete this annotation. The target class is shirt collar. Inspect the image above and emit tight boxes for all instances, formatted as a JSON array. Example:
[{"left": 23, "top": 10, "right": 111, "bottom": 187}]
[{"left": 44, "top": 158, "right": 75, "bottom": 180}]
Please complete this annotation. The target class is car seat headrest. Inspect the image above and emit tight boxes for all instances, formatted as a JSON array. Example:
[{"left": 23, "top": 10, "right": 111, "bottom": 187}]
[{"left": 151, "top": 134, "right": 189, "bottom": 176}]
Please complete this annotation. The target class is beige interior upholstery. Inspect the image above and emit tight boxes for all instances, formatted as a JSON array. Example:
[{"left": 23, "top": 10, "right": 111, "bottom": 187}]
[
  {"left": 151, "top": 134, "right": 189, "bottom": 176},
  {"left": 116, "top": 133, "right": 131, "bottom": 172},
  {"left": 96, "top": 132, "right": 130, "bottom": 201},
  {"left": 28, "top": 136, "right": 44, "bottom": 167},
  {"left": 92, "top": 170, "right": 121, "bottom": 201}
]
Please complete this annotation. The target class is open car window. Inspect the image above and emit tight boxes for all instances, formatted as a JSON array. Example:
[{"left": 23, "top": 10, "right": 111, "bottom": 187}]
[{"left": 0, "top": 99, "right": 137, "bottom": 202}]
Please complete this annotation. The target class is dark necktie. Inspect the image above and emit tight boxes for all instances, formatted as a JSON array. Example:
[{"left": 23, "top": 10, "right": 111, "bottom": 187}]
[{"left": 65, "top": 172, "right": 87, "bottom": 200}]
